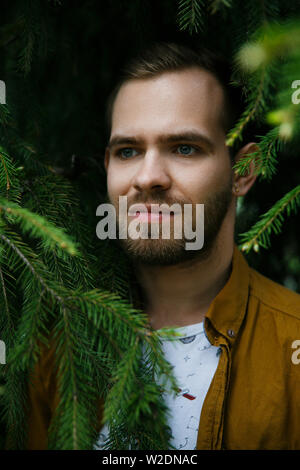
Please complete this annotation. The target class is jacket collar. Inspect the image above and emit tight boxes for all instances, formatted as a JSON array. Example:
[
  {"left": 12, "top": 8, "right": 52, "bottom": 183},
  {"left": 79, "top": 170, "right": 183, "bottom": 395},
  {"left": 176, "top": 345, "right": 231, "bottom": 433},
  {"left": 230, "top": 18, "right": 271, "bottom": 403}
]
[{"left": 204, "top": 245, "right": 250, "bottom": 347}]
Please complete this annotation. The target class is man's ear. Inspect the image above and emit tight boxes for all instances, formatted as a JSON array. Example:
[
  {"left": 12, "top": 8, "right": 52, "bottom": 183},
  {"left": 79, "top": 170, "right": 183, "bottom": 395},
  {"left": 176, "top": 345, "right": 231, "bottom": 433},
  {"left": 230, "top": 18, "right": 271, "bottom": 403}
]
[
  {"left": 104, "top": 147, "right": 110, "bottom": 172},
  {"left": 232, "top": 142, "right": 259, "bottom": 197}
]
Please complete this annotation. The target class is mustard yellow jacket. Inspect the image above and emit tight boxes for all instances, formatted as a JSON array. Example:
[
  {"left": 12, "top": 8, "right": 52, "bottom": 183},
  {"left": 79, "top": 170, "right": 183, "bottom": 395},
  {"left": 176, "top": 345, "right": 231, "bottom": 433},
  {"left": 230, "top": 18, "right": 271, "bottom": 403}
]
[{"left": 25, "top": 246, "right": 300, "bottom": 449}]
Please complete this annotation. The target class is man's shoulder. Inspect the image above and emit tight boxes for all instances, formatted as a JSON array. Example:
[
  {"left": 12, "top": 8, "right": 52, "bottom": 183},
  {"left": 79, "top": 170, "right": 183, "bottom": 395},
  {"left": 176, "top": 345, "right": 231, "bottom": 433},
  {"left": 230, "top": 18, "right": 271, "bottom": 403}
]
[{"left": 248, "top": 265, "right": 300, "bottom": 321}]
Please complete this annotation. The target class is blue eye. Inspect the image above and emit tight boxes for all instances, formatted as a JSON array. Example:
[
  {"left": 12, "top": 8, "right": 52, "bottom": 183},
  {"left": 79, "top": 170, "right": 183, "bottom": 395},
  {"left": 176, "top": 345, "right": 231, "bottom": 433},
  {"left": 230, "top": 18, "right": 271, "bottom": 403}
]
[
  {"left": 177, "top": 145, "right": 196, "bottom": 155},
  {"left": 118, "top": 148, "right": 138, "bottom": 159}
]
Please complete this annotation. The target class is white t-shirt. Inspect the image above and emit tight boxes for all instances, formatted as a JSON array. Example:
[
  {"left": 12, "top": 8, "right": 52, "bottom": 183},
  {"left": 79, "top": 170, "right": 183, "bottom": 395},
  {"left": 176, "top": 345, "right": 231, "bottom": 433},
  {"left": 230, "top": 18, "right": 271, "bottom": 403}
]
[
  {"left": 156, "top": 320, "right": 221, "bottom": 450},
  {"left": 95, "top": 321, "right": 221, "bottom": 450}
]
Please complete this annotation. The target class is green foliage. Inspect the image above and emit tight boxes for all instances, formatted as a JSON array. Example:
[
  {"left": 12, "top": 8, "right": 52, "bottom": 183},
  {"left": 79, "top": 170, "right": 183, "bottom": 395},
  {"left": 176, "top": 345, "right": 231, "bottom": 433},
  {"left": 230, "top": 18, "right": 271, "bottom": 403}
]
[
  {"left": 230, "top": 20, "right": 300, "bottom": 252},
  {"left": 177, "top": 0, "right": 204, "bottom": 34},
  {"left": 0, "top": 0, "right": 299, "bottom": 451},
  {"left": 209, "top": 0, "right": 232, "bottom": 15},
  {"left": 0, "top": 197, "right": 78, "bottom": 256},
  {"left": 239, "top": 185, "right": 300, "bottom": 253}
]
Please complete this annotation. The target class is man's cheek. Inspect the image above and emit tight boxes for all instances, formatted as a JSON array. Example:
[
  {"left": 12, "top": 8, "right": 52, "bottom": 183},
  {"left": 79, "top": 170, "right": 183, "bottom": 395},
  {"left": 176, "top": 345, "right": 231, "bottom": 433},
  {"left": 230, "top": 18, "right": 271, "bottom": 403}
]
[
  {"left": 107, "top": 171, "right": 129, "bottom": 199},
  {"left": 106, "top": 175, "right": 119, "bottom": 201}
]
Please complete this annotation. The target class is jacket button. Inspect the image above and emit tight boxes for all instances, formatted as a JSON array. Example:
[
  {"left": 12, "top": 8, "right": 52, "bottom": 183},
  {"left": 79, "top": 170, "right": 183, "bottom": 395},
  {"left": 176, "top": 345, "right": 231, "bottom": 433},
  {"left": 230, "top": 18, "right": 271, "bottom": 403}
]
[{"left": 227, "top": 329, "right": 235, "bottom": 338}]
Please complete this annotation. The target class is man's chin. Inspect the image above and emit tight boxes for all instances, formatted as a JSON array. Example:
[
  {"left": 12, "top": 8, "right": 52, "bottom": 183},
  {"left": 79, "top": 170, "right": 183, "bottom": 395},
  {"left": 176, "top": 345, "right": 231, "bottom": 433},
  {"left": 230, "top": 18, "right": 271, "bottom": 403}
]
[{"left": 118, "top": 238, "right": 212, "bottom": 266}]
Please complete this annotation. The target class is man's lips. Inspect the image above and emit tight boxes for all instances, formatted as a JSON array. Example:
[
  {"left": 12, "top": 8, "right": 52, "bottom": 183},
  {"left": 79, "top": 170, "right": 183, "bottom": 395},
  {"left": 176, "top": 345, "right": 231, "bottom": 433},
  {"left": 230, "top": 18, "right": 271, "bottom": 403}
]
[
  {"left": 132, "top": 212, "right": 173, "bottom": 222},
  {"left": 128, "top": 203, "right": 178, "bottom": 222}
]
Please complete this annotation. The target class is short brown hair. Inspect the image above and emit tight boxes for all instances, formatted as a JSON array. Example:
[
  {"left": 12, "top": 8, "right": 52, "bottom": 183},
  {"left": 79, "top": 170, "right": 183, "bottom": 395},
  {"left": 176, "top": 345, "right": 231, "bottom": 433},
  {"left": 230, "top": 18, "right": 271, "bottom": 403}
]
[{"left": 105, "top": 42, "right": 244, "bottom": 146}]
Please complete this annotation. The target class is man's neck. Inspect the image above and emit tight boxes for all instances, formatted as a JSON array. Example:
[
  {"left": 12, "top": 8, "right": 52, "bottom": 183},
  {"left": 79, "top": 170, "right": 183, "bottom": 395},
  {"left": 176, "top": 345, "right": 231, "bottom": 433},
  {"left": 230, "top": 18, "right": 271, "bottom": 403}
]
[{"left": 134, "top": 240, "right": 234, "bottom": 330}]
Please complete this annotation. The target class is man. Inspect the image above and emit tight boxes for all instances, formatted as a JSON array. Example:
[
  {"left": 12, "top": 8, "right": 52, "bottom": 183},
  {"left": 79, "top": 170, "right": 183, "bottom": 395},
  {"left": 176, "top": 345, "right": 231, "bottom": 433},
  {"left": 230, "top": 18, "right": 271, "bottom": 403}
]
[{"left": 27, "top": 42, "right": 300, "bottom": 450}]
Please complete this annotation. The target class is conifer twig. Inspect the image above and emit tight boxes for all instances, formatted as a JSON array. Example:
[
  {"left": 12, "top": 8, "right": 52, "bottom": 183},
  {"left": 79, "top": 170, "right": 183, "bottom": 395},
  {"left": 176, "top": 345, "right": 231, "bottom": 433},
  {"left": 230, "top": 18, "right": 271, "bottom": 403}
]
[{"left": 239, "top": 185, "right": 300, "bottom": 253}]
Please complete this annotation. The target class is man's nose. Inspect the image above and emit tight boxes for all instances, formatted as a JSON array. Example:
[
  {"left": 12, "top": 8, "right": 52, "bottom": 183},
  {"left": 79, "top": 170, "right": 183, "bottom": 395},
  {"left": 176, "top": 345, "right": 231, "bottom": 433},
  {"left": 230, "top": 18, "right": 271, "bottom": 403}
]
[{"left": 132, "top": 150, "right": 171, "bottom": 193}]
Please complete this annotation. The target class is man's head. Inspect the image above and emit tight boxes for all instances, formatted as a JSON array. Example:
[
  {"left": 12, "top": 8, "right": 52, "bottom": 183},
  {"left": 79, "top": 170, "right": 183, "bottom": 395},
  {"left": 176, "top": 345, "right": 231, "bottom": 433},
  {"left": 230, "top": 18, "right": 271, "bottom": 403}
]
[
  {"left": 106, "top": 43, "right": 242, "bottom": 145},
  {"left": 104, "top": 42, "right": 257, "bottom": 265}
]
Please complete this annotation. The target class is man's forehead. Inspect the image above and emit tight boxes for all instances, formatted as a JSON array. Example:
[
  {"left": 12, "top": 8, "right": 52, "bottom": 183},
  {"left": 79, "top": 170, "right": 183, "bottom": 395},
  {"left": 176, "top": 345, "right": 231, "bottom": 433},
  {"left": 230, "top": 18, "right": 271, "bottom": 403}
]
[
  {"left": 111, "top": 67, "right": 226, "bottom": 136},
  {"left": 114, "top": 68, "right": 224, "bottom": 105}
]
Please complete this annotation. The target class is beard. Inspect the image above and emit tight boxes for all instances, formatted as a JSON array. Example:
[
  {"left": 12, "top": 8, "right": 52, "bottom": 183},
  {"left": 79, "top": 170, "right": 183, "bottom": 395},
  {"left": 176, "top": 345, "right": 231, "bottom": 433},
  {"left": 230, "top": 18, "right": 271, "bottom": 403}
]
[{"left": 112, "top": 177, "right": 233, "bottom": 266}]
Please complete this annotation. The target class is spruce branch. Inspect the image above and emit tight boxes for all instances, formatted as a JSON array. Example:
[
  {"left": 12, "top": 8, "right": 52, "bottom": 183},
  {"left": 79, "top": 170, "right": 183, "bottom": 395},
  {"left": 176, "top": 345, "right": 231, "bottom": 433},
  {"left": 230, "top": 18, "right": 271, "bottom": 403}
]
[
  {"left": 0, "top": 228, "right": 66, "bottom": 307},
  {"left": 0, "top": 368, "right": 28, "bottom": 450},
  {"left": 0, "top": 104, "right": 15, "bottom": 128},
  {"left": 226, "top": 66, "right": 268, "bottom": 147},
  {"left": 21, "top": 174, "right": 96, "bottom": 290},
  {"left": 0, "top": 261, "right": 18, "bottom": 347},
  {"left": 233, "top": 20, "right": 300, "bottom": 143},
  {"left": 0, "top": 146, "right": 21, "bottom": 201},
  {"left": 0, "top": 151, "right": 11, "bottom": 191},
  {"left": 65, "top": 289, "right": 179, "bottom": 450},
  {"left": 1, "top": 228, "right": 154, "bottom": 449},
  {"left": 103, "top": 336, "right": 141, "bottom": 421},
  {"left": 238, "top": 20, "right": 300, "bottom": 72},
  {"left": 0, "top": 198, "right": 78, "bottom": 257},
  {"left": 0, "top": 239, "right": 20, "bottom": 348},
  {"left": 177, "top": 0, "right": 204, "bottom": 34},
  {"left": 54, "top": 307, "right": 81, "bottom": 450},
  {"left": 209, "top": 0, "right": 232, "bottom": 15},
  {"left": 267, "top": 103, "right": 300, "bottom": 142},
  {"left": 17, "top": 0, "right": 43, "bottom": 76},
  {"left": 102, "top": 336, "right": 175, "bottom": 450},
  {"left": 254, "top": 127, "right": 281, "bottom": 180},
  {"left": 48, "top": 304, "right": 112, "bottom": 450},
  {"left": 239, "top": 184, "right": 300, "bottom": 253},
  {"left": 233, "top": 127, "right": 280, "bottom": 181},
  {"left": 0, "top": 265, "right": 10, "bottom": 328},
  {"left": 0, "top": 16, "right": 26, "bottom": 48}
]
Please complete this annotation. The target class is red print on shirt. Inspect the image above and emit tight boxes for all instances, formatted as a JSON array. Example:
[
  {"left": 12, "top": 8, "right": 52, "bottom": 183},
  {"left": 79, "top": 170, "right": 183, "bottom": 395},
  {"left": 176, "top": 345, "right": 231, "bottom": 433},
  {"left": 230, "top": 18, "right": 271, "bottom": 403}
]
[{"left": 177, "top": 388, "right": 196, "bottom": 400}]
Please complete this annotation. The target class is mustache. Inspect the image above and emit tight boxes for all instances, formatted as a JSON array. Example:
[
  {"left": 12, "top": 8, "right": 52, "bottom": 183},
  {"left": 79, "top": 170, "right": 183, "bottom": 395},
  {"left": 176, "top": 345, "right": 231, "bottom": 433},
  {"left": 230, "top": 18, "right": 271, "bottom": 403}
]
[{"left": 125, "top": 194, "right": 193, "bottom": 208}]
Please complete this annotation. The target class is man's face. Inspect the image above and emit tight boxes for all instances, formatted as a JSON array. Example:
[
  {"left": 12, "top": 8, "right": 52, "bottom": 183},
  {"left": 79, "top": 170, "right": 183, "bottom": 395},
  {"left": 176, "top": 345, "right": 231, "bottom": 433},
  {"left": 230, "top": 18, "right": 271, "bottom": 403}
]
[{"left": 105, "top": 67, "right": 235, "bottom": 265}]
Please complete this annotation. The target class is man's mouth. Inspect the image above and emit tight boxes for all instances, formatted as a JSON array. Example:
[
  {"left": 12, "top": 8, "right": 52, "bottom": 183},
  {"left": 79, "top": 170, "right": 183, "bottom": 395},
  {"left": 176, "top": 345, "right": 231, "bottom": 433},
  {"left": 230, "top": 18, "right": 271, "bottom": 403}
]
[{"left": 128, "top": 203, "right": 177, "bottom": 222}]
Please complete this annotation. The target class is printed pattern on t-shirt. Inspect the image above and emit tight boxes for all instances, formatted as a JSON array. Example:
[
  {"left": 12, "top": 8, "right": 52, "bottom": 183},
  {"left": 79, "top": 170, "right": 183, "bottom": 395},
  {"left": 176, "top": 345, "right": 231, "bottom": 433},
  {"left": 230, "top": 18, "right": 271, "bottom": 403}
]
[{"left": 94, "top": 321, "right": 221, "bottom": 450}]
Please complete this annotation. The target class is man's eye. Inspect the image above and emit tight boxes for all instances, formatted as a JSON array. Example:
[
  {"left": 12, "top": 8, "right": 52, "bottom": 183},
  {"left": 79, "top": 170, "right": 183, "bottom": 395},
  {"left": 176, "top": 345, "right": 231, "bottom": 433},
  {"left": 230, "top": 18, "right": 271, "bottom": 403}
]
[
  {"left": 176, "top": 145, "right": 197, "bottom": 156},
  {"left": 117, "top": 148, "right": 138, "bottom": 159}
]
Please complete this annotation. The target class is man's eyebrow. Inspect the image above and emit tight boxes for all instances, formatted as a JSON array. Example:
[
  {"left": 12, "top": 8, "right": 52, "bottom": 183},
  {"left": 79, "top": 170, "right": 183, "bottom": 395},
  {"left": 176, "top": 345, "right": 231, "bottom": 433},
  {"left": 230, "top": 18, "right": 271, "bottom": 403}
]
[
  {"left": 158, "top": 132, "right": 214, "bottom": 150},
  {"left": 108, "top": 136, "right": 140, "bottom": 149},
  {"left": 108, "top": 131, "right": 214, "bottom": 150}
]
